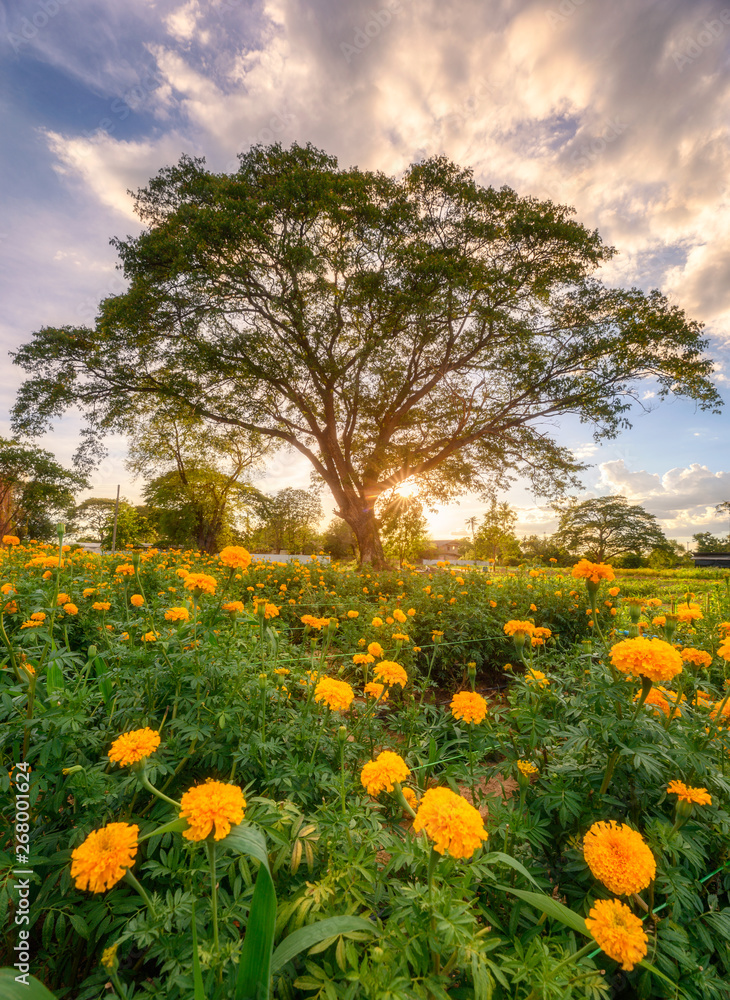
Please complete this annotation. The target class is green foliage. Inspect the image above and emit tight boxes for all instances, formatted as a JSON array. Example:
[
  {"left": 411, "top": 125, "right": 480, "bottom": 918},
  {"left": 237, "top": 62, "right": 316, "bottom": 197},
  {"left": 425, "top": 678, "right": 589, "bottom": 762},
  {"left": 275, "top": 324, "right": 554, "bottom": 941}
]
[
  {"left": 0, "top": 437, "right": 86, "bottom": 541},
  {"left": 249, "top": 488, "right": 324, "bottom": 555},
  {"left": 553, "top": 495, "right": 670, "bottom": 562}
]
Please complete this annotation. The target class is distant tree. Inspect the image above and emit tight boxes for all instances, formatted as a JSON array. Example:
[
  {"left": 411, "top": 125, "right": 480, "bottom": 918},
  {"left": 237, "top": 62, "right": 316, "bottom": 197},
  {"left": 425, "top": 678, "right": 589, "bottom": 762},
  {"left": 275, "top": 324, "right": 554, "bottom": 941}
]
[
  {"left": 692, "top": 531, "right": 730, "bottom": 554},
  {"left": 474, "top": 499, "right": 521, "bottom": 563},
  {"left": 127, "top": 406, "right": 270, "bottom": 552},
  {"left": 520, "top": 534, "right": 572, "bottom": 566},
  {"left": 12, "top": 145, "right": 721, "bottom": 568},
  {"left": 322, "top": 518, "right": 357, "bottom": 560},
  {"left": 70, "top": 497, "right": 118, "bottom": 544},
  {"left": 464, "top": 516, "right": 479, "bottom": 557},
  {"left": 100, "top": 502, "right": 159, "bottom": 550},
  {"left": 0, "top": 437, "right": 86, "bottom": 541},
  {"left": 648, "top": 540, "right": 692, "bottom": 569},
  {"left": 379, "top": 495, "right": 431, "bottom": 568},
  {"left": 552, "top": 496, "right": 669, "bottom": 562},
  {"left": 251, "top": 488, "right": 324, "bottom": 553}
]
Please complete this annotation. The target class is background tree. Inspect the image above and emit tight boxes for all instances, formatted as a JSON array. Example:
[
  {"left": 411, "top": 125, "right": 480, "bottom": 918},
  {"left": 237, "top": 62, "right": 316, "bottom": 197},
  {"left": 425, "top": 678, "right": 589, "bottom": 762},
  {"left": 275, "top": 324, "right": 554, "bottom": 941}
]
[
  {"left": 692, "top": 531, "right": 730, "bottom": 554},
  {"left": 69, "top": 497, "right": 118, "bottom": 543},
  {"left": 250, "top": 488, "right": 324, "bottom": 553},
  {"left": 648, "top": 540, "right": 692, "bottom": 569},
  {"left": 12, "top": 144, "right": 721, "bottom": 567},
  {"left": 99, "top": 501, "right": 159, "bottom": 550},
  {"left": 464, "top": 515, "right": 478, "bottom": 558},
  {"left": 127, "top": 406, "right": 270, "bottom": 552},
  {"left": 474, "top": 499, "right": 522, "bottom": 564},
  {"left": 321, "top": 518, "right": 357, "bottom": 560},
  {"left": 552, "top": 495, "right": 669, "bottom": 562},
  {"left": 520, "top": 533, "right": 572, "bottom": 566},
  {"left": 378, "top": 494, "right": 431, "bottom": 568},
  {"left": 0, "top": 437, "right": 86, "bottom": 540}
]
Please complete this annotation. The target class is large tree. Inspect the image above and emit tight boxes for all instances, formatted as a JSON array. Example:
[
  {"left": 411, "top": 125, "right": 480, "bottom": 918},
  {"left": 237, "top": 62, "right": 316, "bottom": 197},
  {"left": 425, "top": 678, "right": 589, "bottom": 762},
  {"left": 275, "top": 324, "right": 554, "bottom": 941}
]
[
  {"left": 474, "top": 498, "right": 521, "bottom": 563},
  {"left": 552, "top": 495, "right": 669, "bottom": 562},
  {"left": 0, "top": 437, "right": 87, "bottom": 541},
  {"left": 378, "top": 494, "right": 431, "bottom": 568},
  {"left": 11, "top": 144, "right": 721, "bottom": 567},
  {"left": 250, "top": 487, "right": 324, "bottom": 553}
]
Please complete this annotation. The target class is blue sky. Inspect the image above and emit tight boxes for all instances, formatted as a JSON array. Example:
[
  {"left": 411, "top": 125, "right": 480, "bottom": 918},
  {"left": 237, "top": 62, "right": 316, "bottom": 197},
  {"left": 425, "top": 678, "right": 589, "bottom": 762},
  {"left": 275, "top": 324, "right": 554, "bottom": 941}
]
[{"left": 1, "top": 0, "right": 729, "bottom": 545}]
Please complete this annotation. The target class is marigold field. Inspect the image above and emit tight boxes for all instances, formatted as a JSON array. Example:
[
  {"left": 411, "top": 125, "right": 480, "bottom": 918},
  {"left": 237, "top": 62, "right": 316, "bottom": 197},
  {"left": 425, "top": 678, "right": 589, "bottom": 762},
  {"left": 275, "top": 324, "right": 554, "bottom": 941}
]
[{"left": 2, "top": 535, "right": 730, "bottom": 1000}]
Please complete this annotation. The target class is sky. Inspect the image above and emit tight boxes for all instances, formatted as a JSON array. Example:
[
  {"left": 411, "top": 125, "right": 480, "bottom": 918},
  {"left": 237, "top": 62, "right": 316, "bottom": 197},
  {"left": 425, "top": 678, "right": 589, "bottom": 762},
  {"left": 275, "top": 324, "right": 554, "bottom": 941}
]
[{"left": 1, "top": 0, "right": 729, "bottom": 547}]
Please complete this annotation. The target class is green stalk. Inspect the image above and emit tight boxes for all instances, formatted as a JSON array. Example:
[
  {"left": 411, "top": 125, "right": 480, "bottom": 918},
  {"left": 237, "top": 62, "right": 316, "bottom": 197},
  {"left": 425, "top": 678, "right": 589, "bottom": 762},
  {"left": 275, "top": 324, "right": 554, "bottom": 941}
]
[{"left": 206, "top": 841, "right": 220, "bottom": 969}]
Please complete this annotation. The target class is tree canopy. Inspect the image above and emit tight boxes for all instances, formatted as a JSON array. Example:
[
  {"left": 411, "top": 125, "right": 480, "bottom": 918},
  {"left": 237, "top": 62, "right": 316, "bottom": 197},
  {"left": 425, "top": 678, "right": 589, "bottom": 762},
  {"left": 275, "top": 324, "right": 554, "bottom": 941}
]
[
  {"left": 552, "top": 495, "right": 669, "bottom": 562},
  {"left": 249, "top": 487, "right": 324, "bottom": 554},
  {"left": 11, "top": 143, "right": 722, "bottom": 566},
  {"left": 0, "top": 437, "right": 86, "bottom": 541}
]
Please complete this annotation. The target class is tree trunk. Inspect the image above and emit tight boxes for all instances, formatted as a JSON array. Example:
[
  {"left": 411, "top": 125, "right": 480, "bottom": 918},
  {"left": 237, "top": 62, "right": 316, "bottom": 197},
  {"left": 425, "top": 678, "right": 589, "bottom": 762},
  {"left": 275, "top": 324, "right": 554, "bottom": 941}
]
[{"left": 340, "top": 506, "right": 390, "bottom": 569}]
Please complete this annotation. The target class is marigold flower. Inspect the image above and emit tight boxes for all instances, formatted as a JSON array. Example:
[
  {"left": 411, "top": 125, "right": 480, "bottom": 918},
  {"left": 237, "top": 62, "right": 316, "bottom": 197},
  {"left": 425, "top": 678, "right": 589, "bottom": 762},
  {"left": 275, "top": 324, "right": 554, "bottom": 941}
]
[
  {"left": 517, "top": 760, "right": 539, "bottom": 776},
  {"left": 219, "top": 545, "right": 252, "bottom": 570},
  {"left": 675, "top": 602, "right": 703, "bottom": 623},
  {"left": 1, "top": 583, "right": 15, "bottom": 595},
  {"left": 31, "top": 611, "right": 46, "bottom": 621},
  {"left": 571, "top": 559, "right": 615, "bottom": 585},
  {"left": 165, "top": 606, "right": 191, "bottom": 622},
  {"left": 314, "top": 677, "right": 355, "bottom": 712},
  {"left": 412, "top": 787, "right": 488, "bottom": 859},
  {"left": 353, "top": 652, "right": 375, "bottom": 665},
  {"left": 636, "top": 685, "right": 684, "bottom": 718},
  {"left": 71, "top": 822, "right": 139, "bottom": 893},
  {"left": 367, "top": 641, "right": 384, "bottom": 658},
  {"left": 393, "top": 609, "right": 407, "bottom": 623},
  {"left": 402, "top": 786, "right": 418, "bottom": 809},
  {"left": 364, "top": 681, "right": 388, "bottom": 701},
  {"left": 130, "top": 594, "right": 145, "bottom": 607},
  {"left": 109, "top": 727, "right": 160, "bottom": 766},
  {"left": 651, "top": 615, "right": 666, "bottom": 627},
  {"left": 371, "top": 616, "right": 383, "bottom": 627},
  {"left": 141, "top": 631, "right": 159, "bottom": 642},
  {"left": 100, "top": 944, "right": 119, "bottom": 971},
  {"left": 254, "top": 600, "right": 280, "bottom": 619},
  {"left": 503, "top": 620, "right": 535, "bottom": 637},
  {"left": 62, "top": 603, "right": 79, "bottom": 615},
  {"left": 180, "top": 779, "right": 246, "bottom": 841},
  {"left": 347, "top": 610, "right": 359, "bottom": 618},
  {"left": 524, "top": 668, "right": 549, "bottom": 687},
  {"left": 2, "top": 535, "right": 20, "bottom": 545},
  {"left": 115, "top": 564, "right": 135, "bottom": 576},
  {"left": 583, "top": 820, "right": 656, "bottom": 895},
  {"left": 360, "top": 751, "right": 410, "bottom": 796},
  {"left": 680, "top": 647, "right": 713, "bottom": 669},
  {"left": 373, "top": 660, "right": 408, "bottom": 688},
  {"left": 57, "top": 593, "right": 71, "bottom": 605},
  {"left": 585, "top": 898, "right": 648, "bottom": 971},
  {"left": 610, "top": 636, "right": 683, "bottom": 683},
  {"left": 717, "top": 638, "right": 730, "bottom": 662},
  {"left": 221, "top": 601, "right": 244, "bottom": 614},
  {"left": 183, "top": 573, "right": 217, "bottom": 596},
  {"left": 666, "top": 780, "right": 712, "bottom": 805},
  {"left": 608, "top": 587, "right": 620, "bottom": 597},
  {"left": 92, "top": 601, "right": 111, "bottom": 611},
  {"left": 20, "top": 619, "right": 43, "bottom": 629},
  {"left": 3, "top": 600, "right": 17, "bottom": 613},
  {"left": 450, "top": 690, "right": 488, "bottom": 724}
]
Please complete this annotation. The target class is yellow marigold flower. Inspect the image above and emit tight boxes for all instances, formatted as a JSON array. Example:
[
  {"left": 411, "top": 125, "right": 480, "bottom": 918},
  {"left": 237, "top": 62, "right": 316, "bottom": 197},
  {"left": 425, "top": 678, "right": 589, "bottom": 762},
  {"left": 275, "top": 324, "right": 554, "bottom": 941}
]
[
  {"left": 585, "top": 898, "right": 648, "bottom": 971},
  {"left": 109, "top": 727, "right": 161, "bottom": 766},
  {"left": 141, "top": 631, "right": 159, "bottom": 642},
  {"left": 636, "top": 685, "right": 684, "bottom": 718},
  {"left": 525, "top": 668, "right": 549, "bottom": 687},
  {"left": 31, "top": 611, "right": 46, "bottom": 621},
  {"left": 165, "top": 606, "right": 191, "bottom": 622},
  {"left": 222, "top": 601, "right": 244, "bottom": 614},
  {"left": 2, "top": 534, "right": 20, "bottom": 545},
  {"left": 62, "top": 603, "right": 79, "bottom": 615},
  {"left": 353, "top": 652, "right": 375, "bottom": 665},
  {"left": 675, "top": 602, "right": 703, "bottom": 623},
  {"left": 651, "top": 615, "right": 666, "bottom": 627},
  {"left": 20, "top": 619, "right": 43, "bottom": 629},
  {"left": 274, "top": 667, "right": 290, "bottom": 676},
  {"left": 571, "top": 559, "right": 615, "bottom": 584},
  {"left": 364, "top": 681, "right": 388, "bottom": 701},
  {"left": 176, "top": 568, "right": 190, "bottom": 579},
  {"left": 100, "top": 943, "right": 119, "bottom": 971},
  {"left": 503, "top": 620, "right": 535, "bottom": 637},
  {"left": 219, "top": 545, "right": 252, "bottom": 570},
  {"left": 347, "top": 610, "right": 359, "bottom": 618},
  {"left": 371, "top": 616, "right": 383, "bottom": 627},
  {"left": 666, "top": 780, "right": 712, "bottom": 805},
  {"left": 314, "top": 677, "right": 355, "bottom": 712},
  {"left": 360, "top": 750, "right": 410, "bottom": 796},
  {"left": 393, "top": 608, "right": 407, "bottom": 623},
  {"left": 115, "top": 564, "right": 135, "bottom": 576},
  {"left": 718, "top": 622, "right": 730, "bottom": 636},
  {"left": 254, "top": 600, "right": 280, "bottom": 619},
  {"left": 608, "top": 586, "right": 620, "bottom": 597},
  {"left": 412, "top": 787, "right": 488, "bottom": 859},
  {"left": 517, "top": 760, "right": 539, "bottom": 776},
  {"left": 367, "top": 641, "right": 384, "bottom": 658},
  {"left": 680, "top": 647, "right": 713, "bottom": 669},
  {"left": 1, "top": 583, "right": 15, "bottom": 595},
  {"left": 183, "top": 573, "right": 217, "bottom": 596},
  {"left": 583, "top": 820, "right": 656, "bottom": 895},
  {"left": 407, "top": 608, "right": 416, "bottom": 616},
  {"left": 71, "top": 822, "right": 139, "bottom": 893},
  {"left": 373, "top": 660, "right": 408, "bottom": 688},
  {"left": 402, "top": 786, "right": 418, "bottom": 809},
  {"left": 610, "top": 636, "right": 683, "bottom": 683},
  {"left": 717, "top": 637, "right": 730, "bottom": 662},
  {"left": 130, "top": 594, "right": 145, "bottom": 607},
  {"left": 57, "top": 592, "right": 71, "bottom": 605},
  {"left": 92, "top": 601, "right": 111, "bottom": 611},
  {"left": 180, "top": 779, "right": 246, "bottom": 841},
  {"left": 450, "top": 690, "right": 488, "bottom": 724}
]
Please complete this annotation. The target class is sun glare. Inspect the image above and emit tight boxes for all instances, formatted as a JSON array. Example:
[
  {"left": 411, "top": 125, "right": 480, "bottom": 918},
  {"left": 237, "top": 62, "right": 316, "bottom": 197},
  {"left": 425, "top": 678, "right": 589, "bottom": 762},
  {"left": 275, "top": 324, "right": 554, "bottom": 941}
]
[{"left": 394, "top": 479, "right": 419, "bottom": 498}]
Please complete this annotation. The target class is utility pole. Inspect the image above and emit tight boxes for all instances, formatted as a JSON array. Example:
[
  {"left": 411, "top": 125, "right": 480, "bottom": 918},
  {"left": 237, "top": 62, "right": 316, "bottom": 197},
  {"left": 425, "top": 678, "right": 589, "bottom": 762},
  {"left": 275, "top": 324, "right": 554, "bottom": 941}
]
[{"left": 111, "top": 485, "right": 120, "bottom": 554}]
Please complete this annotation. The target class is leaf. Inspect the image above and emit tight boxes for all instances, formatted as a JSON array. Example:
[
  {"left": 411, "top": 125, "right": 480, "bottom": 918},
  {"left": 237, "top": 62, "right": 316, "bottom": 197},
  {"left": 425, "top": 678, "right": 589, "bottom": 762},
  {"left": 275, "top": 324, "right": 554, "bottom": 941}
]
[
  {"left": 483, "top": 852, "right": 542, "bottom": 889},
  {"left": 637, "top": 959, "right": 678, "bottom": 987},
  {"left": 45, "top": 663, "right": 64, "bottom": 694},
  {"left": 220, "top": 823, "right": 271, "bottom": 869},
  {"left": 271, "top": 916, "right": 379, "bottom": 975},
  {"left": 0, "top": 969, "right": 58, "bottom": 999},
  {"left": 229, "top": 826, "right": 277, "bottom": 1000},
  {"left": 496, "top": 886, "right": 589, "bottom": 936},
  {"left": 190, "top": 901, "right": 205, "bottom": 1000}
]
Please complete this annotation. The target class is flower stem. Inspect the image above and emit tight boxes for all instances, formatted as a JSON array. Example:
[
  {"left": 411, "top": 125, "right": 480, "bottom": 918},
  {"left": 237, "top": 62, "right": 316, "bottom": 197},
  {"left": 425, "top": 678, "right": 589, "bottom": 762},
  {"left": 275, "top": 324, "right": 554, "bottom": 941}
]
[{"left": 207, "top": 840, "right": 220, "bottom": 970}]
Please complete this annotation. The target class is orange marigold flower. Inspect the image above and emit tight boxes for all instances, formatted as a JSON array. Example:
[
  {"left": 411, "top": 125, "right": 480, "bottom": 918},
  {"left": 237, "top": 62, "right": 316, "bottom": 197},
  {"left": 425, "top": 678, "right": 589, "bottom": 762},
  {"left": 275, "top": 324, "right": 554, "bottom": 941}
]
[
  {"left": 353, "top": 652, "right": 375, "bottom": 665},
  {"left": 571, "top": 559, "right": 615, "bottom": 585},
  {"left": 115, "top": 564, "right": 135, "bottom": 576},
  {"left": 363, "top": 681, "right": 388, "bottom": 701},
  {"left": 57, "top": 593, "right": 71, "bottom": 605},
  {"left": 71, "top": 822, "right": 139, "bottom": 893},
  {"left": 254, "top": 600, "right": 280, "bottom": 619},
  {"left": 221, "top": 601, "right": 244, "bottom": 614},
  {"left": 62, "top": 603, "right": 79, "bottom": 615},
  {"left": 666, "top": 780, "right": 712, "bottom": 806},
  {"left": 141, "top": 631, "right": 159, "bottom": 642},
  {"left": 680, "top": 647, "right": 713, "bottom": 669},
  {"left": 367, "top": 641, "right": 384, "bottom": 658},
  {"left": 412, "top": 787, "right": 488, "bottom": 859},
  {"left": 524, "top": 668, "right": 549, "bottom": 687},
  {"left": 610, "top": 636, "right": 683, "bottom": 683},
  {"left": 675, "top": 602, "right": 703, "bottom": 623},
  {"left": 360, "top": 750, "right": 410, "bottom": 796},
  {"left": 503, "top": 620, "right": 535, "bottom": 637},
  {"left": 583, "top": 821, "right": 656, "bottom": 895},
  {"left": 180, "top": 779, "right": 246, "bottom": 841},
  {"left": 450, "top": 690, "right": 488, "bottom": 724},
  {"left": 401, "top": 786, "right": 418, "bottom": 810},
  {"left": 608, "top": 586, "right": 620, "bottom": 597},
  {"left": 371, "top": 616, "right": 383, "bottom": 627},
  {"left": 636, "top": 685, "right": 684, "bottom": 719},
  {"left": 347, "top": 610, "right": 359, "bottom": 618},
  {"left": 373, "top": 660, "right": 408, "bottom": 688},
  {"left": 314, "top": 677, "right": 355, "bottom": 712},
  {"left": 130, "top": 594, "right": 145, "bottom": 607},
  {"left": 2, "top": 535, "right": 20, "bottom": 545},
  {"left": 165, "top": 606, "right": 191, "bottom": 622},
  {"left": 585, "top": 898, "right": 648, "bottom": 971},
  {"left": 393, "top": 609, "right": 407, "bottom": 623},
  {"left": 109, "top": 727, "right": 160, "bottom": 766},
  {"left": 717, "top": 638, "right": 730, "bottom": 662},
  {"left": 219, "top": 545, "right": 251, "bottom": 570},
  {"left": 183, "top": 573, "right": 217, "bottom": 596},
  {"left": 92, "top": 601, "right": 111, "bottom": 611}
]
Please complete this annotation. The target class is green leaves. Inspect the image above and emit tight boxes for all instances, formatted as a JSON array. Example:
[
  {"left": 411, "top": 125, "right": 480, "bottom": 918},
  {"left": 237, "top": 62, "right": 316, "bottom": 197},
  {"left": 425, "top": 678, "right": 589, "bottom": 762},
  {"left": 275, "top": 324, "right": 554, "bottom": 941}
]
[
  {"left": 271, "top": 916, "right": 379, "bottom": 974},
  {"left": 0, "top": 969, "right": 58, "bottom": 1000}
]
